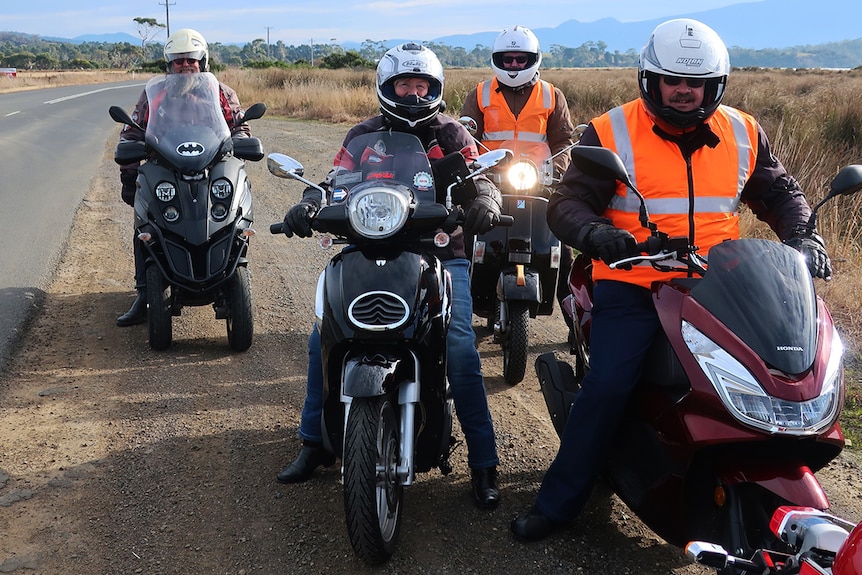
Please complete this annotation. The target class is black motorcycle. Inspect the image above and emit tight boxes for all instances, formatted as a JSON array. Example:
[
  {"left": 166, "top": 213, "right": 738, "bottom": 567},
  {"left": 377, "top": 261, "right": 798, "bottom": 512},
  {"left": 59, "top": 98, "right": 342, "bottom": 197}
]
[
  {"left": 109, "top": 72, "right": 266, "bottom": 351},
  {"left": 267, "top": 131, "right": 509, "bottom": 564},
  {"left": 460, "top": 117, "right": 581, "bottom": 385}
]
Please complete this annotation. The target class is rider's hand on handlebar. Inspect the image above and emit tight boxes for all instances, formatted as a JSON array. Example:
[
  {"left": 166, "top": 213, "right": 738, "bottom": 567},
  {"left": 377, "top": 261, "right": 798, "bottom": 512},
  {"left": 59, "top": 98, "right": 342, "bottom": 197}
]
[
  {"left": 587, "top": 223, "right": 637, "bottom": 266},
  {"left": 283, "top": 199, "right": 318, "bottom": 238},
  {"left": 785, "top": 232, "right": 833, "bottom": 280},
  {"left": 463, "top": 179, "right": 502, "bottom": 235}
]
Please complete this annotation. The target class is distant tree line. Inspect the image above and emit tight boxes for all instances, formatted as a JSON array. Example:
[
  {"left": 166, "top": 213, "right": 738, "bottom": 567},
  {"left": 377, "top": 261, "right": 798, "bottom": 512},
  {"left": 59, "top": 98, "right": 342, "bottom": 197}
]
[{"left": 1, "top": 31, "right": 861, "bottom": 71}]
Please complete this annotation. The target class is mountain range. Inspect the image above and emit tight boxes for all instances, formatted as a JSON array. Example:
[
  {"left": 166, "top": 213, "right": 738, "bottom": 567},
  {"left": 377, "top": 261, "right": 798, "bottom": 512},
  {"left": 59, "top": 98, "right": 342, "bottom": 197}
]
[{"left": 21, "top": 0, "right": 862, "bottom": 54}]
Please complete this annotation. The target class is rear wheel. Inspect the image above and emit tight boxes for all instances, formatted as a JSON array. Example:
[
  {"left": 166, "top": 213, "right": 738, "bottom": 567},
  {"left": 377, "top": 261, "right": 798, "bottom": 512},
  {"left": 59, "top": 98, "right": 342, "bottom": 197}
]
[
  {"left": 502, "top": 302, "right": 529, "bottom": 385},
  {"left": 225, "top": 266, "right": 253, "bottom": 352},
  {"left": 343, "top": 396, "right": 402, "bottom": 565},
  {"left": 146, "top": 264, "right": 172, "bottom": 351}
]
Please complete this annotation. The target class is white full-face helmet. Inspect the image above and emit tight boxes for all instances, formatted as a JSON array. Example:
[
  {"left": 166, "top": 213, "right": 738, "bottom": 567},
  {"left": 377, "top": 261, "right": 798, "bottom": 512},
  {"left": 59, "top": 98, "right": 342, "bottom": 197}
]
[
  {"left": 638, "top": 18, "right": 730, "bottom": 129},
  {"left": 491, "top": 25, "right": 542, "bottom": 88},
  {"left": 376, "top": 42, "right": 445, "bottom": 129},
  {"left": 164, "top": 28, "right": 209, "bottom": 72}
]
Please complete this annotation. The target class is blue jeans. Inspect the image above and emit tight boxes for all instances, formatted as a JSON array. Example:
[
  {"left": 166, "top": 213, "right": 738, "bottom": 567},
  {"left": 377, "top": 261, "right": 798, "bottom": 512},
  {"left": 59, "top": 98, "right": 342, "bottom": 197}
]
[
  {"left": 534, "top": 280, "right": 660, "bottom": 523},
  {"left": 298, "top": 258, "right": 499, "bottom": 470}
]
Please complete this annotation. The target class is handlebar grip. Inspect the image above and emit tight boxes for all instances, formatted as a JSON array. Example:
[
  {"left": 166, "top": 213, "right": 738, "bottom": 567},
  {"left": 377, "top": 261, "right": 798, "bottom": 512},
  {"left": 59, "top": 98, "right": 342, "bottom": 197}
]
[
  {"left": 497, "top": 214, "right": 515, "bottom": 227},
  {"left": 270, "top": 222, "right": 283, "bottom": 235}
]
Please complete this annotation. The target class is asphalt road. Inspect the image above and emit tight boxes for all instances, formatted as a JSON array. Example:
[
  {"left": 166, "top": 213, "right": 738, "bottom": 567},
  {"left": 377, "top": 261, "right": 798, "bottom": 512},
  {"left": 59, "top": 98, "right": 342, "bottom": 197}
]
[{"left": 0, "top": 80, "right": 145, "bottom": 371}]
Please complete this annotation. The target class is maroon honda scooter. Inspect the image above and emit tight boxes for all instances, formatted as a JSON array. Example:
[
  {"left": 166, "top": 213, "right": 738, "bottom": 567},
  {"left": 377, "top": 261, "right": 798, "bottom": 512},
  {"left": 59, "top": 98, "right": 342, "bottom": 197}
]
[{"left": 536, "top": 145, "right": 862, "bottom": 561}]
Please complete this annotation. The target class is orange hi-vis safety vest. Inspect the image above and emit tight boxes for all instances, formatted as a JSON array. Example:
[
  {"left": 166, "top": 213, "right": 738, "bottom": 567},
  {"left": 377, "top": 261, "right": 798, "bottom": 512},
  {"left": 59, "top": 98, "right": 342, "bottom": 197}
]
[
  {"left": 476, "top": 78, "right": 554, "bottom": 149},
  {"left": 590, "top": 99, "right": 760, "bottom": 288}
]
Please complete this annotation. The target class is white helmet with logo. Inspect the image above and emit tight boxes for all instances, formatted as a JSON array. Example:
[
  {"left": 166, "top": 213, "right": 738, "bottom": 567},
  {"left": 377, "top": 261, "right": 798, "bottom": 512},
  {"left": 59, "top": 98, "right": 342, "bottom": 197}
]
[
  {"left": 491, "top": 25, "right": 542, "bottom": 88},
  {"left": 164, "top": 28, "right": 209, "bottom": 72},
  {"left": 638, "top": 18, "right": 730, "bottom": 129},
  {"left": 376, "top": 42, "right": 445, "bottom": 129}
]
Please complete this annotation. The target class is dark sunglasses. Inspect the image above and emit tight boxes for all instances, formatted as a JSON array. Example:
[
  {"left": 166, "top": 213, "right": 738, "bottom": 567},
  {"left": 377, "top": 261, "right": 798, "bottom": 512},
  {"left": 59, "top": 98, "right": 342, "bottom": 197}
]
[
  {"left": 172, "top": 57, "right": 199, "bottom": 65},
  {"left": 502, "top": 55, "right": 528, "bottom": 65},
  {"left": 662, "top": 76, "right": 706, "bottom": 88}
]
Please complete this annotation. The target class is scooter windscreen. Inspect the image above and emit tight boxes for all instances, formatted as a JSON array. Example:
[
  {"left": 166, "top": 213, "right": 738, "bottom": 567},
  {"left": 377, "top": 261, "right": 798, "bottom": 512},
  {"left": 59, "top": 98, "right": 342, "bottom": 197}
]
[
  {"left": 330, "top": 131, "right": 436, "bottom": 204},
  {"left": 143, "top": 72, "right": 231, "bottom": 174},
  {"left": 691, "top": 238, "right": 817, "bottom": 375}
]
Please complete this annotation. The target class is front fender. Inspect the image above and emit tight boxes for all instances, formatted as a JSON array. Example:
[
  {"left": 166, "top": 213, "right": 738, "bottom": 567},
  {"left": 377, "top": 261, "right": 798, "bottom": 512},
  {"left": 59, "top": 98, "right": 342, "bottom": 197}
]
[
  {"left": 342, "top": 353, "right": 400, "bottom": 398},
  {"left": 497, "top": 267, "right": 541, "bottom": 303},
  {"left": 720, "top": 461, "right": 829, "bottom": 509}
]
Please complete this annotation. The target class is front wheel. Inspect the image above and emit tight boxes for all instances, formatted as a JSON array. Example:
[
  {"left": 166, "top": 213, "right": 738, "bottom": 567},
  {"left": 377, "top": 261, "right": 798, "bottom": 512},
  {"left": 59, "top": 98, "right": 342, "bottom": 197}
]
[
  {"left": 502, "top": 302, "right": 529, "bottom": 385},
  {"left": 146, "top": 264, "right": 172, "bottom": 351},
  {"left": 343, "top": 396, "right": 402, "bottom": 565},
  {"left": 225, "top": 266, "right": 253, "bottom": 352}
]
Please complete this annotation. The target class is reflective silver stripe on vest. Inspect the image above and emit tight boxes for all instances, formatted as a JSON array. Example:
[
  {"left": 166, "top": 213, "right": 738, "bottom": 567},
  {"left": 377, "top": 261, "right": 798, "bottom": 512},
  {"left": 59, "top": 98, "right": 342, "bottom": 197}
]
[
  {"left": 606, "top": 105, "right": 748, "bottom": 215},
  {"left": 480, "top": 79, "right": 551, "bottom": 143}
]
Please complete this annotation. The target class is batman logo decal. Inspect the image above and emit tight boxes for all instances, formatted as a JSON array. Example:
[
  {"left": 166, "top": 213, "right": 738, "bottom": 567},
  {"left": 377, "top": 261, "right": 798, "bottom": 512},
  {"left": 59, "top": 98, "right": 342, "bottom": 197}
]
[{"left": 177, "top": 141, "right": 205, "bottom": 156}]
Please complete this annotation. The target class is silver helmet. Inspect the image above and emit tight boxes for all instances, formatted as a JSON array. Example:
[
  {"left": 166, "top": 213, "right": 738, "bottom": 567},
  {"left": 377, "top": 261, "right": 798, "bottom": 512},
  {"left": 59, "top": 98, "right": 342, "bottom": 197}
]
[{"left": 376, "top": 43, "right": 445, "bottom": 129}]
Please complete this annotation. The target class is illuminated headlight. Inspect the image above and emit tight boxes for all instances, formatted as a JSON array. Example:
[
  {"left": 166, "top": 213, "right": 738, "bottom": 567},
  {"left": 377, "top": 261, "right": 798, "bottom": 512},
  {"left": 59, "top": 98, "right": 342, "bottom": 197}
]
[
  {"left": 507, "top": 160, "right": 539, "bottom": 191},
  {"left": 682, "top": 320, "right": 842, "bottom": 435},
  {"left": 347, "top": 187, "right": 409, "bottom": 238},
  {"left": 156, "top": 182, "right": 176, "bottom": 202},
  {"left": 211, "top": 203, "right": 228, "bottom": 221},
  {"left": 211, "top": 179, "right": 232, "bottom": 199},
  {"left": 163, "top": 205, "right": 180, "bottom": 222}
]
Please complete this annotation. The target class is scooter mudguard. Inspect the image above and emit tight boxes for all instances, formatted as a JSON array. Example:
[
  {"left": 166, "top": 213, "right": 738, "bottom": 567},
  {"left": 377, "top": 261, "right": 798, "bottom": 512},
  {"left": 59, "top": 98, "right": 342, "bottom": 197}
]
[
  {"left": 342, "top": 353, "right": 400, "bottom": 398},
  {"left": 497, "top": 268, "right": 541, "bottom": 305},
  {"left": 720, "top": 462, "right": 830, "bottom": 510}
]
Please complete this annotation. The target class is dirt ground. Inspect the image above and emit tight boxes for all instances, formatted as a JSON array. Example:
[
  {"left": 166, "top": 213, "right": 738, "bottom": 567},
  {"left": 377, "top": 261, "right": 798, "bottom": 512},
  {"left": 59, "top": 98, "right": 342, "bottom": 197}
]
[{"left": 1, "top": 118, "right": 860, "bottom": 575}]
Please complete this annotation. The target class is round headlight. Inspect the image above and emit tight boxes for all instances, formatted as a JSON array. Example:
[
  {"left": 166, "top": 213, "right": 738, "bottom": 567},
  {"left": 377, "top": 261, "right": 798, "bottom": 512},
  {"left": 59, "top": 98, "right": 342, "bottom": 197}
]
[
  {"left": 211, "top": 179, "right": 232, "bottom": 199},
  {"left": 163, "top": 206, "right": 180, "bottom": 222},
  {"left": 156, "top": 182, "right": 176, "bottom": 202},
  {"left": 347, "top": 187, "right": 410, "bottom": 238},
  {"left": 507, "top": 160, "right": 539, "bottom": 191},
  {"left": 211, "top": 203, "right": 228, "bottom": 221}
]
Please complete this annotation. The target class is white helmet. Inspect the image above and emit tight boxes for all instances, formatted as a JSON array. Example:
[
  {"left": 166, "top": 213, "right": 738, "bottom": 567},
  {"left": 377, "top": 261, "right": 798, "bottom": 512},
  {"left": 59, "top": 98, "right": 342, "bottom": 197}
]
[
  {"left": 376, "top": 42, "right": 445, "bottom": 129},
  {"left": 638, "top": 18, "right": 730, "bottom": 129},
  {"left": 491, "top": 25, "right": 542, "bottom": 88},
  {"left": 164, "top": 28, "right": 209, "bottom": 72}
]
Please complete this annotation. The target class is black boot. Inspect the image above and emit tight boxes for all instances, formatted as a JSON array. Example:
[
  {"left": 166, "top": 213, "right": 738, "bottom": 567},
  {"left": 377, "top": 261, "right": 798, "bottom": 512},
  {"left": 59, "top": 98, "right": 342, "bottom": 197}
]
[
  {"left": 276, "top": 441, "right": 336, "bottom": 484},
  {"left": 116, "top": 289, "right": 147, "bottom": 327},
  {"left": 471, "top": 466, "right": 501, "bottom": 510}
]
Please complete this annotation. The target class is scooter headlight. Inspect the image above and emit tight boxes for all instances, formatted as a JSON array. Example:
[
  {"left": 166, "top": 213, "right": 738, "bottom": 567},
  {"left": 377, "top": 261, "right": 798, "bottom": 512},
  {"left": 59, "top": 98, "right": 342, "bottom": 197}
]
[
  {"left": 347, "top": 187, "right": 410, "bottom": 239},
  {"left": 682, "top": 320, "right": 842, "bottom": 435},
  {"left": 507, "top": 160, "right": 539, "bottom": 192}
]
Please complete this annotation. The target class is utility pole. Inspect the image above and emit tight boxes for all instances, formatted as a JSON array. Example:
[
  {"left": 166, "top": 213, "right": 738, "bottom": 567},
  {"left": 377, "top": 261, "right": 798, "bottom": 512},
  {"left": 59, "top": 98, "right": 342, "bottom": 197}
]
[
  {"left": 310, "top": 38, "right": 314, "bottom": 67},
  {"left": 265, "top": 26, "right": 272, "bottom": 59},
  {"left": 158, "top": 0, "right": 176, "bottom": 37}
]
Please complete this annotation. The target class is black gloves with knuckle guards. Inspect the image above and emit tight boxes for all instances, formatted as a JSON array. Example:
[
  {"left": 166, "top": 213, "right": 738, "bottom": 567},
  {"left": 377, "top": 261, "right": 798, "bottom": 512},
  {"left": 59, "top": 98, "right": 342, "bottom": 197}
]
[
  {"left": 463, "top": 179, "right": 502, "bottom": 235},
  {"left": 583, "top": 222, "right": 637, "bottom": 266},
  {"left": 784, "top": 232, "right": 832, "bottom": 279},
  {"left": 282, "top": 187, "right": 321, "bottom": 238}
]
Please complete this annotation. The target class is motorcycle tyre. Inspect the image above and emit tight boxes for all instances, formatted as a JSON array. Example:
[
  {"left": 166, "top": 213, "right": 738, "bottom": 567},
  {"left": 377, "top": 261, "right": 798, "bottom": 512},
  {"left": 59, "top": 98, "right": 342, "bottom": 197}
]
[
  {"left": 343, "top": 396, "right": 403, "bottom": 565},
  {"left": 225, "top": 266, "right": 253, "bottom": 352},
  {"left": 502, "top": 302, "right": 529, "bottom": 386},
  {"left": 146, "top": 264, "right": 172, "bottom": 351}
]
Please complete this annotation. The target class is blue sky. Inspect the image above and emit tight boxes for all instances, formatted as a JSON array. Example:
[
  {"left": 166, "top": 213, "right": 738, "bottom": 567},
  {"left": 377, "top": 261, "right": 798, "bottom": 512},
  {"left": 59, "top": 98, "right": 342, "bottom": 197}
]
[{"left": 3, "top": 0, "right": 759, "bottom": 45}]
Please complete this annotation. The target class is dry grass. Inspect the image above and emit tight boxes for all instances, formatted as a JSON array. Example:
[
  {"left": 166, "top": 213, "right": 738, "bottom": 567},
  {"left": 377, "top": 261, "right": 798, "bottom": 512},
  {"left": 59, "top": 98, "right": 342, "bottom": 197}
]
[{"left": 6, "top": 67, "right": 862, "bottom": 361}]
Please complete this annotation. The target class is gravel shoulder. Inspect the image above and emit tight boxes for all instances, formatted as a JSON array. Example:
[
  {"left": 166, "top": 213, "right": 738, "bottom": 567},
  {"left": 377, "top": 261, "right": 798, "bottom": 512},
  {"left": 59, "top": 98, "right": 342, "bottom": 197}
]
[{"left": 0, "top": 118, "right": 860, "bottom": 575}]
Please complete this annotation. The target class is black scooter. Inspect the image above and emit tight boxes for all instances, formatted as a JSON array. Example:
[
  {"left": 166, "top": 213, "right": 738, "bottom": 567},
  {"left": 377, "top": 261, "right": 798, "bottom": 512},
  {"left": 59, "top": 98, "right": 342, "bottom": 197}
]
[
  {"left": 109, "top": 72, "right": 266, "bottom": 351},
  {"left": 268, "top": 131, "right": 510, "bottom": 564}
]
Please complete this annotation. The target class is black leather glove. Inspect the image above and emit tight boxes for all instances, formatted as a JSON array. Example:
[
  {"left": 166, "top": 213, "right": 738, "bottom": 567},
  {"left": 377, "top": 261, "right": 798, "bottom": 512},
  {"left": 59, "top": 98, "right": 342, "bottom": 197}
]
[
  {"left": 463, "top": 179, "right": 502, "bottom": 235},
  {"left": 120, "top": 169, "right": 137, "bottom": 207},
  {"left": 785, "top": 232, "right": 832, "bottom": 279},
  {"left": 585, "top": 223, "right": 637, "bottom": 266},
  {"left": 282, "top": 187, "right": 321, "bottom": 238}
]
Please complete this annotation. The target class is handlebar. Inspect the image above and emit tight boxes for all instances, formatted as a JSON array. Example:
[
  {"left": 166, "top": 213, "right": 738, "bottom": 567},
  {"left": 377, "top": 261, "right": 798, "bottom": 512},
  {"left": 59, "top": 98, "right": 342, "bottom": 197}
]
[{"left": 269, "top": 213, "right": 515, "bottom": 236}]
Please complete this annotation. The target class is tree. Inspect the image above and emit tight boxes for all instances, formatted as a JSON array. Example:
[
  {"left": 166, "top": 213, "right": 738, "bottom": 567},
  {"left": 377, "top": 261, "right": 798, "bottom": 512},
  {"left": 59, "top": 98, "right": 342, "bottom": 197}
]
[{"left": 133, "top": 17, "right": 166, "bottom": 64}]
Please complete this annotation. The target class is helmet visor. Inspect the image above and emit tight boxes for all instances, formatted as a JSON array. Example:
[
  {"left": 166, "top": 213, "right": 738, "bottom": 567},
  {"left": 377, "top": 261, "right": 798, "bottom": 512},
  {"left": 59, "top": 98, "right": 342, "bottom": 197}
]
[{"left": 168, "top": 50, "right": 206, "bottom": 64}]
